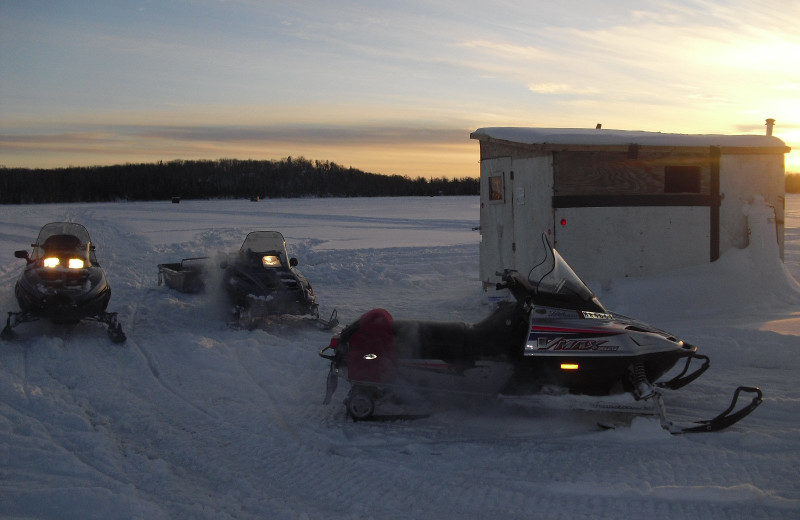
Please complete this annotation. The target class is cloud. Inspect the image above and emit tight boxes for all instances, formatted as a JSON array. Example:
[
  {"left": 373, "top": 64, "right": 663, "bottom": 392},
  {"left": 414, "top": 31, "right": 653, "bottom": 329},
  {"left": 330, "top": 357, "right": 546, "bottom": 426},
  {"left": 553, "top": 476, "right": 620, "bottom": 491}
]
[
  {"left": 0, "top": 122, "right": 477, "bottom": 176},
  {"left": 0, "top": 123, "right": 471, "bottom": 156},
  {"left": 458, "top": 40, "right": 553, "bottom": 61},
  {"left": 129, "top": 124, "right": 466, "bottom": 147},
  {"left": 527, "top": 83, "right": 601, "bottom": 95}
]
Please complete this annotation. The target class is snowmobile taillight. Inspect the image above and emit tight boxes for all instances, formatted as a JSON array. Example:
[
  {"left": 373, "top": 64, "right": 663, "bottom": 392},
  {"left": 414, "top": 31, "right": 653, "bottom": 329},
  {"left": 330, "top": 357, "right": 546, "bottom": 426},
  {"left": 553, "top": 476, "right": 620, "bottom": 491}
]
[
  {"left": 560, "top": 363, "right": 579, "bottom": 370},
  {"left": 329, "top": 336, "right": 339, "bottom": 350},
  {"left": 560, "top": 218, "right": 567, "bottom": 226},
  {"left": 261, "top": 255, "right": 281, "bottom": 267}
]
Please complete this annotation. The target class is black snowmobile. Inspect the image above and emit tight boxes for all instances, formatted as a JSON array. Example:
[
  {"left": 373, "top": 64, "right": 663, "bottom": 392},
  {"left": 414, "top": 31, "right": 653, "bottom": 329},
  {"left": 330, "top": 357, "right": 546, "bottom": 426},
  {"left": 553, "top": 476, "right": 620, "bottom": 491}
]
[
  {"left": 319, "top": 238, "right": 762, "bottom": 433},
  {"left": 2, "top": 222, "right": 126, "bottom": 343},
  {"left": 220, "top": 231, "right": 321, "bottom": 325},
  {"left": 159, "top": 230, "right": 337, "bottom": 329}
]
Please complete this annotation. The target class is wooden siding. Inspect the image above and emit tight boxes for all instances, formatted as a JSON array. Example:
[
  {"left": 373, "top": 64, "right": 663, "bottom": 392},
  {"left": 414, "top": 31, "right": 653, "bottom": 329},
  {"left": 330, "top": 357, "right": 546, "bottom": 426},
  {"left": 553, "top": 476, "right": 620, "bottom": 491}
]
[{"left": 552, "top": 151, "right": 712, "bottom": 197}]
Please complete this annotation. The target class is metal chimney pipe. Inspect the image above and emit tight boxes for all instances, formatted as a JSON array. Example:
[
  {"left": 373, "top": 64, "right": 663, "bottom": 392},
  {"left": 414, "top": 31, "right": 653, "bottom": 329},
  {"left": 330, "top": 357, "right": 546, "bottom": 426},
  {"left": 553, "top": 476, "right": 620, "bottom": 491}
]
[{"left": 765, "top": 118, "right": 775, "bottom": 136}]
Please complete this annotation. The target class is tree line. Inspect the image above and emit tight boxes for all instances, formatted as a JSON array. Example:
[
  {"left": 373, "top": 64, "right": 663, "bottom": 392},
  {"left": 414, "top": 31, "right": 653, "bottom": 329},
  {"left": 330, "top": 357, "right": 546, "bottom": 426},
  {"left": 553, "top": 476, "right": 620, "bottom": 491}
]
[
  {"left": 2, "top": 159, "right": 795, "bottom": 204},
  {"left": 0, "top": 157, "right": 480, "bottom": 204}
]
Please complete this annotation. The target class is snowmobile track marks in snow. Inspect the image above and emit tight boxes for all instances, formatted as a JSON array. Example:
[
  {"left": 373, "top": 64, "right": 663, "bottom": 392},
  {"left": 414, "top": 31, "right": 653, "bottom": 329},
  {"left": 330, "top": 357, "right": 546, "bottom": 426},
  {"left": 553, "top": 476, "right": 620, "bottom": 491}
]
[
  {"left": 231, "top": 345, "right": 299, "bottom": 442},
  {"left": 129, "top": 338, "right": 221, "bottom": 421}
]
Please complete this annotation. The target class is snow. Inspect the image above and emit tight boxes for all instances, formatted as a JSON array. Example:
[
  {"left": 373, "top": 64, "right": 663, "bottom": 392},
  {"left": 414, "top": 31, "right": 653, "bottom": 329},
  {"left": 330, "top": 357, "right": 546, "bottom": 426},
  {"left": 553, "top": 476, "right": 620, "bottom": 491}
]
[
  {"left": 472, "top": 127, "right": 789, "bottom": 148},
  {"left": 1, "top": 195, "right": 799, "bottom": 520}
]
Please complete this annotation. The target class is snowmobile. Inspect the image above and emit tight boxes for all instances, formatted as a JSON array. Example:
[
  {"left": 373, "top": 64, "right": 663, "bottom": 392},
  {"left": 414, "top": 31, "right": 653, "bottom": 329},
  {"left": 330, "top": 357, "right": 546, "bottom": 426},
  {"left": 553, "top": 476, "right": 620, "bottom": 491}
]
[
  {"left": 2, "top": 222, "right": 126, "bottom": 343},
  {"left": 220, "top": 231, "right": 320, "bottom": 324},
  {"left": 159, "top": 231, "right": 337, "bottom": 329},
  {"left": 319, "top": 237, "right": 762, "bottom": 433}
]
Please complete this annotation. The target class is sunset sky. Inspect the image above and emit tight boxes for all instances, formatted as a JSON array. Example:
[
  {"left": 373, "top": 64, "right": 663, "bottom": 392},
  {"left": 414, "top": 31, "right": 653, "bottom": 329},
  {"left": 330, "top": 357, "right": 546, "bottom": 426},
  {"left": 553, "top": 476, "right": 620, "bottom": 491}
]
[{"left": 1, "top": 0, "right": 798, "bottom": 177}]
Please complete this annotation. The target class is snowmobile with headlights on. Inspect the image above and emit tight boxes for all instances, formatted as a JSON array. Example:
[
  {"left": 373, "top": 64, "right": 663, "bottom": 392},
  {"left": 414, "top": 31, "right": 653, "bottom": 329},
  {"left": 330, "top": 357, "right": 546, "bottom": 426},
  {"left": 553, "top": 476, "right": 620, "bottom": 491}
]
[
  {"left": 1, "top": 222, "right": 126, "bottom": 343},
  {"left": 319, "top": 237, "right": 762, "bottom": 433},
  {"left": 216, "top": 231, "right": 337, "bottom": 329}
]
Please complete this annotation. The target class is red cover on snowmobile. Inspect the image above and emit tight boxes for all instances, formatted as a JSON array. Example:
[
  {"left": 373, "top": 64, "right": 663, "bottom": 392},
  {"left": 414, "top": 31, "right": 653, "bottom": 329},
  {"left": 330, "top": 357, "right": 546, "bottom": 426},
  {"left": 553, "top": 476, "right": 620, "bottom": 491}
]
[{"left": 346, "top": 308, "right": 396, "bottom": 383}]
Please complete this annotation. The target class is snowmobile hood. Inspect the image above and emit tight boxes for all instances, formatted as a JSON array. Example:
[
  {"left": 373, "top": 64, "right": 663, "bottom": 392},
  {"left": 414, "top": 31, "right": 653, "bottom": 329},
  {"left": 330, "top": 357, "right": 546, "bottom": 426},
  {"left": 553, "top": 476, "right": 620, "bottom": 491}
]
[
  {"left": 528, "top": 307, "right": 691, "bottom": 358},
  {"left": 225, "top": 262, "right": 308, "bottom": 295}
]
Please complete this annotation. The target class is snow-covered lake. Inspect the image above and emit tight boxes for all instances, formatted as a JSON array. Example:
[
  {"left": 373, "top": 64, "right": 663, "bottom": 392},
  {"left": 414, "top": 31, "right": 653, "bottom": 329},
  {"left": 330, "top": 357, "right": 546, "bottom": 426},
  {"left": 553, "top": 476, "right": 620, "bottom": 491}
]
[{"left": 1, "top": 195, "right": 798, "bottom": 519}]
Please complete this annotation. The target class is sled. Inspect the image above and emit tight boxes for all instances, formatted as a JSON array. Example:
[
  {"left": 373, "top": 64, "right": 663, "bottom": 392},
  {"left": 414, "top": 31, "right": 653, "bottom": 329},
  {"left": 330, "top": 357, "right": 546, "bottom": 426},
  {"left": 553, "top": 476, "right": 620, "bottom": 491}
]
[{"left": 157, "top": 257, "right": 209, "bottom": 293}]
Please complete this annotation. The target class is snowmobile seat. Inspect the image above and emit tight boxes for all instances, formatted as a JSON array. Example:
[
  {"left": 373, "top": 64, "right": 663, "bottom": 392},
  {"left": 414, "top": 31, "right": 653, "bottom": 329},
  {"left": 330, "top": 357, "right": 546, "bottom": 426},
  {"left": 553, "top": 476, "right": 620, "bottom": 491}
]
[
  {"left": 391, "top": 301, "right": 529, "bottom": 366},
  {"left": 464, "top": 300, "right": 531, "bottom": 357},
  {"left": 392, "top": 320, "right": 470, "bottom": 364}
]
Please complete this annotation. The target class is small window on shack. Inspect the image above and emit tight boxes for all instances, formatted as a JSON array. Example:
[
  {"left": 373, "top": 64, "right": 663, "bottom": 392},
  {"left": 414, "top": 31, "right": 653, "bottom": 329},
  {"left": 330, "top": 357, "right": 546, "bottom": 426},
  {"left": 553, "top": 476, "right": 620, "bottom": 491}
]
[
  {"left": 489, "top": 175, "right": 504, "bottom": 201},
  {"left": 664, "top": 166, "right": 701, "bottom": 194}
]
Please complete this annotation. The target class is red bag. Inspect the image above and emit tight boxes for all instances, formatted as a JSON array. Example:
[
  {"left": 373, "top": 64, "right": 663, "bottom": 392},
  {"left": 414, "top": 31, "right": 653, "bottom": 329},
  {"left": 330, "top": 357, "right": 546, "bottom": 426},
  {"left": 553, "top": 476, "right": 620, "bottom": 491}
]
[{"left": 346, "top": 308, "right": 396, "bottom": 383}]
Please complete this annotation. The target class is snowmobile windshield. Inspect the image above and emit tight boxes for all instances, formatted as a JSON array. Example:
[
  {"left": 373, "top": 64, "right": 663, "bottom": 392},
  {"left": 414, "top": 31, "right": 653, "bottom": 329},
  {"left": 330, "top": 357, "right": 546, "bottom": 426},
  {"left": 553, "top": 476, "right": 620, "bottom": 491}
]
[
  {"left": 238, "top": 231, "right": 289, "bottom": 267},
  {"left": 31, "top": 222, "right": 93, "bottom": 265},
  {"left": 530, "top": 247, "right": 607, "bottom": 313}
]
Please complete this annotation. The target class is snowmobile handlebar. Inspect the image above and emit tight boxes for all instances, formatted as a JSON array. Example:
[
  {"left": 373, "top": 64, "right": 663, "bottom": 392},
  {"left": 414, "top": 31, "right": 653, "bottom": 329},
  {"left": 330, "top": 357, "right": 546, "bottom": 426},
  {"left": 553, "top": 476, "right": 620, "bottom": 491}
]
[{"left": 495, "top": 270, "right": 536, "bottom": 303}]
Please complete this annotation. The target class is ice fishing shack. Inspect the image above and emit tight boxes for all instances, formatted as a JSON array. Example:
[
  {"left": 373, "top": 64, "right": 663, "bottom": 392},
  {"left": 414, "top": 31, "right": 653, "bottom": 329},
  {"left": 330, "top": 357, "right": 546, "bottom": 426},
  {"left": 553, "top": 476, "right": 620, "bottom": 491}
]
[{"left": 470, "top": 122, "right": 790, "bottom": 286}]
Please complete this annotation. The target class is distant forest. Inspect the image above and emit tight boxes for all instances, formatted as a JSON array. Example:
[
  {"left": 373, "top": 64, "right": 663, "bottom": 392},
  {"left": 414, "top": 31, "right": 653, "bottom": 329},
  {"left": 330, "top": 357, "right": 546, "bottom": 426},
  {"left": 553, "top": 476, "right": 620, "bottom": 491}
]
[
  {"left": 0, "top": 157, "right": 480, "bottom": 204},
  {"left": 1, "top": 159, "right": 797, "bottom": 204}
]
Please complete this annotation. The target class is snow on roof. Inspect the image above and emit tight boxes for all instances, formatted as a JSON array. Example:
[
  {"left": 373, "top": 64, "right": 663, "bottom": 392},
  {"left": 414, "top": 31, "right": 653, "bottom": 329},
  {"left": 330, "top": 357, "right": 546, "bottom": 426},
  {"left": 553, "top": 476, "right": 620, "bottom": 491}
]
[{"left": 471, "top": 127, "right": 788, "bottom": 149}]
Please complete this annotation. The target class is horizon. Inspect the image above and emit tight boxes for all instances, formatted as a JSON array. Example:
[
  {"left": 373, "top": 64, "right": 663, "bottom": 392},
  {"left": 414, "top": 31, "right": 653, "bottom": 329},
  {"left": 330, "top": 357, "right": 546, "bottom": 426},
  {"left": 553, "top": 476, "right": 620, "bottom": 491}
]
[
  {"left": 1, "top": 1, "right": 798, "bottom": 177},
  {"left": 2, "top": 155, "right": 799, "bottom": 178}
]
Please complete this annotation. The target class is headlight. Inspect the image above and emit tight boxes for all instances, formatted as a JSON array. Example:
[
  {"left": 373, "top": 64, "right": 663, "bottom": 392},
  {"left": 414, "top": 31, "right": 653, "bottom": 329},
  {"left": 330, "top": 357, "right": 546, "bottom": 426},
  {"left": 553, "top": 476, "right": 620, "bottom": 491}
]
[
  {"left": 261, "top": 255, "right": 280, "bottom": 267},
  {"left": 68, "top": 258, "right": 85, "bottom": 269},
  {"left": 42, "top": 257, "right": 85, "bottom": 268}
]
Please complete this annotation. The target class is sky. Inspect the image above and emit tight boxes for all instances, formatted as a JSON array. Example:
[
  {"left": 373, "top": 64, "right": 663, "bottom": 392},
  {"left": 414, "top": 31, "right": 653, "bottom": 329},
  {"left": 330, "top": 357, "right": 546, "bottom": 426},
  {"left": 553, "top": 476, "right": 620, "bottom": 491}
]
[{"left": 1, "top": 0, "right": 799, "bottom": 178}]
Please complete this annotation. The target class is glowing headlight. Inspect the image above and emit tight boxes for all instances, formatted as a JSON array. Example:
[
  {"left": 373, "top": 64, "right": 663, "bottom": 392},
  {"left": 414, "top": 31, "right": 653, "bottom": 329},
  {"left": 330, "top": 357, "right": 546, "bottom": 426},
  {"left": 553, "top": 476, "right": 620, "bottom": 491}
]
[
  {"left": 261, "top": 255, "right": 280, "bottom": 267},
  {"left": 560, "top": 363, "right": 579, "bottom": 371},
  {"left": 42, "top": 257, "right": 85, "bottom": 268},
  {"left": 68, "top": 258, "right": 85, "bottom": 269}
]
